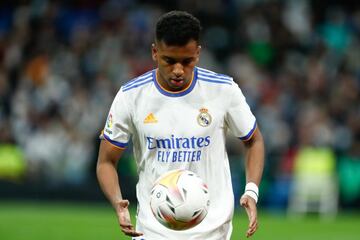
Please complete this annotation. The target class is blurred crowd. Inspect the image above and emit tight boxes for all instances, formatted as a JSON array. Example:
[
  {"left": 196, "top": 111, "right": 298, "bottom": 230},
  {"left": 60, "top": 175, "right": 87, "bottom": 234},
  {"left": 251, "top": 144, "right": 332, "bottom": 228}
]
[{"left": 0, "top": 0, "right": 359, "bottom": 208}]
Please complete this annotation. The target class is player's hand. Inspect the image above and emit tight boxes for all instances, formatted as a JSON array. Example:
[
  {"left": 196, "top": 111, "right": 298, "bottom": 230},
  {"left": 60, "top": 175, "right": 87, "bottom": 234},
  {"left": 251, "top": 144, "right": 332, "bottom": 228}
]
[
  {"left": 240, "top": 194, "right": 258, "bottom": 238},
  {"left": 115, "top": 199, "right": 143, "bottom": 237}
]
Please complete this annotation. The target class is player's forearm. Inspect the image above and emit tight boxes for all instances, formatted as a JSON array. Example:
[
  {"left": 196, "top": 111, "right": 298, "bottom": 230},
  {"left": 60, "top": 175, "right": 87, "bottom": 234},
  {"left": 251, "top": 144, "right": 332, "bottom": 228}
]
[
  {"left": 96, "top": 140, "right": 125, "bottom": 208},
  {"left": 244, "top": 128, "right": 265, "bottom": 186},
  {"left": 97, "top": 160, "right": 123, "bottom": 208}
]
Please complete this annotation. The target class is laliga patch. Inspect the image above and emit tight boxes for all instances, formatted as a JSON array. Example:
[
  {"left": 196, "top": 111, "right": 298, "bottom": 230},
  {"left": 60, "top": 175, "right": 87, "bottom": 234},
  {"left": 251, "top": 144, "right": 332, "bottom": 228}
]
[
  {"left": 106, "top": 113, "right": 113, "bottom": 128},
  {"left": 197, "top": 108, "right": 212, "bottom": 127},
  {"left": 105, "top": 113, "right": 113, "bottom": 135}
]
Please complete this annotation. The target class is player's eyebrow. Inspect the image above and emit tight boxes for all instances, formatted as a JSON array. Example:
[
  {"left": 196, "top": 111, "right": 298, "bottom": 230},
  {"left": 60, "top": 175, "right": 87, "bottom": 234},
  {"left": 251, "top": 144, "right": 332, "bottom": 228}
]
[
  {"left": 162, "top": 56, "right": 176, "bottom": 61},
  {"left": 162, "top": 56, "right": 195, "bottom": 62}
]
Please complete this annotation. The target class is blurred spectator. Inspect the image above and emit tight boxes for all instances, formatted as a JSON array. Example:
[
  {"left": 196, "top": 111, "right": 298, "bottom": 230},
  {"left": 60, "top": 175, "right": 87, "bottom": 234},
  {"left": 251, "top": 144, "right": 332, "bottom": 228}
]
[
  {"left": 0, "top": 143, "right": 25, "bottom": 180},
  {"left": 338, "top": 144, "right": 360, "bottom": 206},
  {"left": 288, "top": 146, "right": 338, "bottom": 218}
]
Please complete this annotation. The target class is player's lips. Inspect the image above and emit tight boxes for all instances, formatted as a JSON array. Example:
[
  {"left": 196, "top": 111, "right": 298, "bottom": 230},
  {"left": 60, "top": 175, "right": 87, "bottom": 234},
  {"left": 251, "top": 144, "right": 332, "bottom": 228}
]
[{"left": 170, "top": 78, "right": 185, "bottom": 87}]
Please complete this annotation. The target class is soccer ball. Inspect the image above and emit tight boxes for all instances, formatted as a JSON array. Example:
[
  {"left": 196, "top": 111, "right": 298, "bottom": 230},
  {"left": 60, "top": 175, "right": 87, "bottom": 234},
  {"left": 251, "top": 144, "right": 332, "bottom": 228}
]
[{"left": 150, "top": 169, "right": 210, "bottom": 230}]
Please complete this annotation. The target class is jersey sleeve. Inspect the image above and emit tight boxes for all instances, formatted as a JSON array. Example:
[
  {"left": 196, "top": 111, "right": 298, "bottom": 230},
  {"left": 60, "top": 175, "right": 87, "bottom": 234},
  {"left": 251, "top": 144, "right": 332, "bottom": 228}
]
[
  {"left": 225, "top": 83, "right": 257, "bottom": 141},
  {"left": 100, "top": 88, "right": 133, "bottom": 149}
]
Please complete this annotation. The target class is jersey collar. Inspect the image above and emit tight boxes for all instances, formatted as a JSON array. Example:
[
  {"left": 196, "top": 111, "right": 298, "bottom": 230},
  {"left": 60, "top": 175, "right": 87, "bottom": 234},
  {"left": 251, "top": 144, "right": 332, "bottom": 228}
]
[{"left": 153, "top": 67, "right": 198, "bottom": 97}]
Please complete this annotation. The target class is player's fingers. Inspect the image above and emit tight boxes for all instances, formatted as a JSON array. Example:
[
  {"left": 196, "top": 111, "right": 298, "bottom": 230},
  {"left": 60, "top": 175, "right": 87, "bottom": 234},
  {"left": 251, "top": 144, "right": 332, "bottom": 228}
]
[
  {"left": 246, "top": 200, "right": 257, "bottom": 222},
  {"left": 245, "top": 208, "right": 257, "bottom": 237},
  {"left": 246, "top": 220, "right": 258, "bottom": 237},
  {"left": 121, "top": 226, "right": 143, "bottom": 237},
  {"left": 118, "top": 217, "right": 134, "bottom": 232},
  {"left": 249, "top": 206, "right": 257, "bottom": 223},
  {"left": 249, "top": 218, "right": 258, "bottom": 230},
  {"left": 246, "top": 227, "right": 257, "bottom": 237},
  {"left": 121, "top": 225, "right": 133, "bottom": 232},
  {"left": 119, "top": 221, "right": 133, "bottom": 228},
  {"left": 122, "top": 229, "right": 144, "bottom": 237},
  {"left": 249, "top": 214, "right": 256, "bottom": 228}
]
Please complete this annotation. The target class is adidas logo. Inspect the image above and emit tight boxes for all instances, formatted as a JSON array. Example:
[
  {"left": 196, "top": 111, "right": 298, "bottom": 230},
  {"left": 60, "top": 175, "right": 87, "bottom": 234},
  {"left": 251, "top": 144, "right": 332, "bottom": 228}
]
[{"left": 144, "top": 113, "right": 158, "bottom": 123}]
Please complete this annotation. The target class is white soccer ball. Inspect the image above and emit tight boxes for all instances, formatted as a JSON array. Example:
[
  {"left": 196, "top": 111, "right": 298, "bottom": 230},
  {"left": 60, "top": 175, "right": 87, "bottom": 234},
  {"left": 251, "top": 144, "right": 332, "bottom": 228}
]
[{"left": 150, "top": 169, "right": 210, "bottom": 230}]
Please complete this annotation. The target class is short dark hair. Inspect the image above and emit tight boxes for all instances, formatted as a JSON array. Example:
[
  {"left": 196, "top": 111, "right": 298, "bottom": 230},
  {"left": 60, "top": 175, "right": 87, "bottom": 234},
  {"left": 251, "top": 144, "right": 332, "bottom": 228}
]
[{"left": 155, "top": 11, "right": 201, "bottom": 46}]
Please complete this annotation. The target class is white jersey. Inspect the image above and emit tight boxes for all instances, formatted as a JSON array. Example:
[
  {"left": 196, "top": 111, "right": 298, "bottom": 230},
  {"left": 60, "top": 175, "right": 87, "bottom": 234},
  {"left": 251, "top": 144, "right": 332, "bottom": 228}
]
[{"left": 102, "top": 67, "right": 256, "bottom": 240}]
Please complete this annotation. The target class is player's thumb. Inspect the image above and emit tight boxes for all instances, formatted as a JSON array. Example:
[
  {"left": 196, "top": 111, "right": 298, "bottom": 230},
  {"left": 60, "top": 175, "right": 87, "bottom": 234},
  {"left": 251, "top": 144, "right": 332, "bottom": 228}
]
[
  {"left": 240, "top": 196, "right": 248, "bottom": 207},
  {"left": 118, "top": 199, "right": 130, "bottom": 208}
]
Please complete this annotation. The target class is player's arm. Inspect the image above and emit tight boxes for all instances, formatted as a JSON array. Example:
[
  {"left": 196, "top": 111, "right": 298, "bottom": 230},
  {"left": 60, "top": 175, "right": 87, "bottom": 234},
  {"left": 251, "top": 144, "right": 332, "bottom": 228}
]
[
  {"left": 240, "top": 127, "right": 265, "bottom": 238},
  {"left": 96, "top": 139, "right": 143, "bottom": 237},
  {"left": 243, "top": 127, "right": 264, "bottom": 186}
]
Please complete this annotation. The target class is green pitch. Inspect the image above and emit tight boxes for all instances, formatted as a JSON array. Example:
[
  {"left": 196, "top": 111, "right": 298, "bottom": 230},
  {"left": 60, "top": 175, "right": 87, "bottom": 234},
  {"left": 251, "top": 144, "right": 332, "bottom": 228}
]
[{"left": 0, "top": 201, "right": 358, "bottom": 240}]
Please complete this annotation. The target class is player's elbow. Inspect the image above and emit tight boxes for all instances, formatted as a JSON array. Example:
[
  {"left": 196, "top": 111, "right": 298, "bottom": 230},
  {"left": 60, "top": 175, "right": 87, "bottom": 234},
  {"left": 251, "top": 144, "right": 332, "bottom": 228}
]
[{"left": 244, "top": 128, "right": 264, "bottom": 149}]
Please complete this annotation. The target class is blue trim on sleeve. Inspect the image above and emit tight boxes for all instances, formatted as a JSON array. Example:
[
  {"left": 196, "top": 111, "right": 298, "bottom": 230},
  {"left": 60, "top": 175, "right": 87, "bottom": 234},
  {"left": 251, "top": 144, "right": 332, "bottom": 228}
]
[
  {"left": 103, "top": 133, "right": 128, "bottom": 149},
  {"left": 239, "top": 121, "right": 257, "bottom": 141}
]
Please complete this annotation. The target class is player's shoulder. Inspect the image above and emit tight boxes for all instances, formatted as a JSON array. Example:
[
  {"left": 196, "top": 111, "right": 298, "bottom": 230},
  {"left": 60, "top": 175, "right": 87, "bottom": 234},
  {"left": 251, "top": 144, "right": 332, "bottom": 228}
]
[
  {"left": 196, "top": 67, "right": 234, "bottom": 87},
  {"left": 196, "top": 67, "right": 237, "bottom": 96},
  {"left": 120, "top": 69, "right": 155, "bottom": 94}
]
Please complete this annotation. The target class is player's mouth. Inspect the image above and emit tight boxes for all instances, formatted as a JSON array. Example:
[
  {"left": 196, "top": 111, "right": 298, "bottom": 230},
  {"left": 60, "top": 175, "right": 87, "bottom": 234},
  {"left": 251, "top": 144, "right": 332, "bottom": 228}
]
[{"left": 170, "top": 78, "right": 185, "bottom": 88}]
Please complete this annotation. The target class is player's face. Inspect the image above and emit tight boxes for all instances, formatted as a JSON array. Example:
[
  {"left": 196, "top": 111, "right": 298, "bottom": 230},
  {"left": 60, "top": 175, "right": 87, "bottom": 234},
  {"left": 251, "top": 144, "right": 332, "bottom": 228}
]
[{"left": 152, "top": 40, "right": 201, "bottom": 91}]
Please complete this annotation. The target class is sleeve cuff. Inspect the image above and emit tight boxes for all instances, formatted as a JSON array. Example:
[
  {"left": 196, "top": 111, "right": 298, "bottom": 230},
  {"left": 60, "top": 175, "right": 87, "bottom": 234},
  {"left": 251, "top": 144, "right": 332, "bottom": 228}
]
[
  {"left": 103, "top": 133, "right": 129, "bottom": 149},
  {"left": 239, "top": 121, "right": 257, "bottom": 141}
]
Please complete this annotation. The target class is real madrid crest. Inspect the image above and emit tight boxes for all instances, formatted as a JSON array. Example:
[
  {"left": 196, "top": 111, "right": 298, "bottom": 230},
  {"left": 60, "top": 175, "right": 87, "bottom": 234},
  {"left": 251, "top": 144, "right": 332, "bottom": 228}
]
[{"left": 197, "top": 108, "right": 212, "bottom": 127}]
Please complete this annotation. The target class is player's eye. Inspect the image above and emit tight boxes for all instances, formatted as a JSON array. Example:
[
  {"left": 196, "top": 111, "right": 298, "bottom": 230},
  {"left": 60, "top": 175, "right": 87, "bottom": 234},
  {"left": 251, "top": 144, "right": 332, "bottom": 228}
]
[
  {"left": 182, "top": 58, "right": 193, "bottom": 65},
  {"left": 164, "top": 58, "right": 176, "bottom": 65}
]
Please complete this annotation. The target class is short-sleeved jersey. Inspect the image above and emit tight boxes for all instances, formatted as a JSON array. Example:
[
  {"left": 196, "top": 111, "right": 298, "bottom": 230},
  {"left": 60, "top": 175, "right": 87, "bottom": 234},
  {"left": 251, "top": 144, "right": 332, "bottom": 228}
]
[{"left": 102, "top": 67, "right": 256, "bottom": 240}]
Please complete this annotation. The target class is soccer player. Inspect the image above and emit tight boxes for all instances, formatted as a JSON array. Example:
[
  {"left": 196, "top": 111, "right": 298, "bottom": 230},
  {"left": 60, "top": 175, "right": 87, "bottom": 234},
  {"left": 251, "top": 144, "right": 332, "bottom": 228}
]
[{"left": 96, "top": 10, "right": 264, "bottom": 240}]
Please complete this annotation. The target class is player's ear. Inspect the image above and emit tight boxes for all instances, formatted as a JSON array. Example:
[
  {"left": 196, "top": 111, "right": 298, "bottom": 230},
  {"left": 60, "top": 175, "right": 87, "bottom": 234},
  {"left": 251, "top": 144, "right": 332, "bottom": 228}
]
[
  {"left": 196, "top": 45, "right": 201, "bottom": 62},
  {"left": 152, "top": 43, "right": 157, "bottom": 61}
]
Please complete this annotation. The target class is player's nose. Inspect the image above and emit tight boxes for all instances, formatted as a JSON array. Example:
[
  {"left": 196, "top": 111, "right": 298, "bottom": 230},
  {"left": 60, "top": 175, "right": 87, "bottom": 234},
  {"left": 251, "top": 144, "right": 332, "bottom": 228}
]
[{"left": 173, "top": 63, "right": 184, "bottom": 77}]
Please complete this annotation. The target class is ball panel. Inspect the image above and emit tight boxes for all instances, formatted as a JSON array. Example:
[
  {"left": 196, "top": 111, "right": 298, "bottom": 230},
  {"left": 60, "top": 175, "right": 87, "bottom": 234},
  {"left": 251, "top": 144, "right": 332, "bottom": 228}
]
[{"left": 150, "top": 169, "right": 210, "bottom": 231}]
